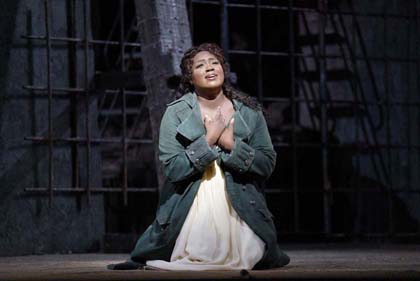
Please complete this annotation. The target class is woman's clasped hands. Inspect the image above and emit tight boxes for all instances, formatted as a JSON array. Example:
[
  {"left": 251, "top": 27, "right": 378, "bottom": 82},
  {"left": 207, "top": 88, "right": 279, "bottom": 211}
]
[{"left": 204, "top": 106, "right": 235, "bottom": 151}]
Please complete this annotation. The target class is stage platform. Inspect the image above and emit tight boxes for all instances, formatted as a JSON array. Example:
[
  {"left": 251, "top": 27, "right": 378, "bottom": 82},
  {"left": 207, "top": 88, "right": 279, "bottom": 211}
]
[{"left": 0, "top": 244, "right": 419, "bottom": 281}]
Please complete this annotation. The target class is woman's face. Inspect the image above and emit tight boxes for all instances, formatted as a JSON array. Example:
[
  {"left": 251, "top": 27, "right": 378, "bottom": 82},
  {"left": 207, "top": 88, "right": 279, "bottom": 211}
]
[{"left": 190, "top": 51, "right": 225, "bottom": 94}]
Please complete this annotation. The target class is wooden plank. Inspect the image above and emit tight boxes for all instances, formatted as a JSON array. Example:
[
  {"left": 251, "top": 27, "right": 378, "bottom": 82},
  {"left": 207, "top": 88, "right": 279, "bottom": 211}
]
[{"left": 0, "top": 245, "right": 419, "bottom": 280}]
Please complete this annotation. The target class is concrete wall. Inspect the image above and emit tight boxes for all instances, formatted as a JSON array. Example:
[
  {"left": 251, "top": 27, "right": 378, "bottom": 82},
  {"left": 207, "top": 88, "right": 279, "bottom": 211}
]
[
  {"left": 297, "top": 0, "right": 420, "bottom": 227},
  {"left": 0, "top": 0, "right": 104, "bottom": 256}
]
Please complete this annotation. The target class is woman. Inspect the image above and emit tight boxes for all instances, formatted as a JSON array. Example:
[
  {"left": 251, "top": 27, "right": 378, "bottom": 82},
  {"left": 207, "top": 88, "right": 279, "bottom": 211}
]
[{"left": 112, "top": 43, "right": 290, "bottom": 270}]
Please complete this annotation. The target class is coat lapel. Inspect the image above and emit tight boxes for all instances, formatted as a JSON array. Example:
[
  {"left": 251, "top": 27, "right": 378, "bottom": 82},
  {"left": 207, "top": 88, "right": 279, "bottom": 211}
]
[
  {"left": 176, "top": 93, "right": 205, "bottom": 142},
  {"left": 176, "top": 92, "right": 252, "bottom": 142},
  {"left": 232, "top": 99, "right": 252, "bottom": 141}
]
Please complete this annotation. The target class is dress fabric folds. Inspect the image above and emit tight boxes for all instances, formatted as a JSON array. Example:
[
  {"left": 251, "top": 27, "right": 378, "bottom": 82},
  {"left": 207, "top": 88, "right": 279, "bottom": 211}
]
[{"left": 146, "top": 160, "right": 265, "bottom": 270}]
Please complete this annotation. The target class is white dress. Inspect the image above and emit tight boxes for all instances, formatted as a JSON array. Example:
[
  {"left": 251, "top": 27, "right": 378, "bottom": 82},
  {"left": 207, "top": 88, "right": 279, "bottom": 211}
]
[{"left": 146, "top": 160, "right": 265, "bottom": 271}]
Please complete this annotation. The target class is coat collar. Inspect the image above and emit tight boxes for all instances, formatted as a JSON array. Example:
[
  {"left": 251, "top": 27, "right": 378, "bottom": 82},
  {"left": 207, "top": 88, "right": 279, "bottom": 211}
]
[{"left": 176, "top": 92, "right": 251, "bottom": 142}]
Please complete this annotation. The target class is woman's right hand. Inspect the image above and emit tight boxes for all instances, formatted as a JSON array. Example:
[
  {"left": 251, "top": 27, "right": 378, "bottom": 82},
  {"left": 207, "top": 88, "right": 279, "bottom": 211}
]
[{"left": 204, "top": 106, "right": 226, "bottom": 146}]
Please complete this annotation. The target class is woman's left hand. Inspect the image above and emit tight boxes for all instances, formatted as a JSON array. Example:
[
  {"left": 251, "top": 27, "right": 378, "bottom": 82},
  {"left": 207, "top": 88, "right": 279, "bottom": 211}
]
[{"left": 217, "top": 118, "right": 235, "bottom": 151}]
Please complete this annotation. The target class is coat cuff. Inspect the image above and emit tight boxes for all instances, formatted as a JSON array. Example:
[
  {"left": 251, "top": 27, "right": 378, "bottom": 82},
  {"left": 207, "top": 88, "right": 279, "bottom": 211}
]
[
  {"left": 221, "top": 138, "right": 255, "bottom": 173},
  {"left": 185, "top": 135, "right": 219, "bottom": 171}
]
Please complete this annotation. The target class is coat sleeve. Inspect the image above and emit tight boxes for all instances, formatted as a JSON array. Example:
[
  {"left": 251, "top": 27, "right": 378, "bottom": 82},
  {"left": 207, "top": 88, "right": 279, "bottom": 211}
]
[
  {"left": 159, "top": 107, "right": 219, "bottom": 183},
  {"left": 221, "top": 110, "right": 276, "bottom": 179}
]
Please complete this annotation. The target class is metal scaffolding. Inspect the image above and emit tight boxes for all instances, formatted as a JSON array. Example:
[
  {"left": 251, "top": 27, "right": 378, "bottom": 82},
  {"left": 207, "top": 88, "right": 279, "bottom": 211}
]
[{"left": 23, "top": 0, "right": 420, "bottom": 241}]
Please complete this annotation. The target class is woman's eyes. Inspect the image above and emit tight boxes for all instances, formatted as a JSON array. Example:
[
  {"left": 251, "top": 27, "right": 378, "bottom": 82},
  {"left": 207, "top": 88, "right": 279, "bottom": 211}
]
[{"left": 195, "top": 61, "right": 219, "bottom": 68}]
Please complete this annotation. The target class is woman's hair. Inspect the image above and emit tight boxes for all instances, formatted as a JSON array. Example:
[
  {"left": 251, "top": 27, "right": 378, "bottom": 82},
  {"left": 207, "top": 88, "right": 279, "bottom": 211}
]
[{"left": 176, "top": 43, "right": 261, "bottom": 111}]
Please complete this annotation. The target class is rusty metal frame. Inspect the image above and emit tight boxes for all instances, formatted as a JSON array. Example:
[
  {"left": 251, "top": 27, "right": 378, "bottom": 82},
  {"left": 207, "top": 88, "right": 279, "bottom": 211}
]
[
  {"left": 23, "top": 0, "right": 155, "bottom": 205},
  {"left": 24, "top": 0, "right": 420, "bottom": 240}
]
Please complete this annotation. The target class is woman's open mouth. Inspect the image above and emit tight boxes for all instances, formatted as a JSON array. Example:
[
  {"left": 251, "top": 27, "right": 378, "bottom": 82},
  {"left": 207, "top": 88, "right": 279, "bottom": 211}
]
[{"left": 205, "top": 74, "right": 217, "bottom": 80}]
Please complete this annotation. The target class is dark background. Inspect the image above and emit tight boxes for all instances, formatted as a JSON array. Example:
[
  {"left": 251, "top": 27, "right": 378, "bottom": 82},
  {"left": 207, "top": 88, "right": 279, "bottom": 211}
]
[{"left": 0, "top": 0, "right": 419, "bottom": 256}]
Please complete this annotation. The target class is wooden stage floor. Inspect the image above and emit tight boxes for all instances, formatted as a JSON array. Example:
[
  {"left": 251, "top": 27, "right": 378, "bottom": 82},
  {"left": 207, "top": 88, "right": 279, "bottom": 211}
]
[{"left": 0, "top": 244, "right": 419, "bottom": 281}]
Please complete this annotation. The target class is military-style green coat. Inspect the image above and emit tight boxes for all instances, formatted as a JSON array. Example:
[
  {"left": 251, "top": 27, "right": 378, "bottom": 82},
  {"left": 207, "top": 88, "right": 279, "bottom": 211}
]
[{"left": 130, "top": 92, "right": 290, "bottom": 269}]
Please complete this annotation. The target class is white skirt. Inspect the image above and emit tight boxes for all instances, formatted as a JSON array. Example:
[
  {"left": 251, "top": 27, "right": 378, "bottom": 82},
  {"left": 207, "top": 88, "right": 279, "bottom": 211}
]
[{"left": 146, "top": 160, "right": 265, "bottom": 271}]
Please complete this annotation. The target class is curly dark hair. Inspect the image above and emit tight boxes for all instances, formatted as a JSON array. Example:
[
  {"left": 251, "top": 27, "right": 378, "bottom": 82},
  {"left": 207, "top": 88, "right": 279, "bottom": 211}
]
[{"left": 176, "top": 43, "right": 261, "bottom": 112}]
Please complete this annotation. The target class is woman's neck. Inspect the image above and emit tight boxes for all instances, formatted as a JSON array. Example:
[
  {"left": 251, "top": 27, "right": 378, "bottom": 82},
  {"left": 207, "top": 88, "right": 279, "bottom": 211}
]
[{"left": 196, "top": 88, "right": 226, "bottom": 109}]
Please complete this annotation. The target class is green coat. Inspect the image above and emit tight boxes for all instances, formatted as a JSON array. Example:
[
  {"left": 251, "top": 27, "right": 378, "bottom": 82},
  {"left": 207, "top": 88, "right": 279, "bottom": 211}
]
[{"left": 130, "top": 92, "right": 290, "bottom": 269}]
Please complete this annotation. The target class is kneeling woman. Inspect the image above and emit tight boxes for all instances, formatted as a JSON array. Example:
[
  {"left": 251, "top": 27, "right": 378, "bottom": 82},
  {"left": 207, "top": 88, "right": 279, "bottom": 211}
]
[{"left": 127, "top": 43, "right": 289, "bottom": 270}]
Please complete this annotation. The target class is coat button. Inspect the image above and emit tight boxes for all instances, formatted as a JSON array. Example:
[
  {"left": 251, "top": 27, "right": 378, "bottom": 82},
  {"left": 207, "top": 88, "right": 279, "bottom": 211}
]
[
  {"left": 245, "top": 159, "right": 251, "bottom": 166},
  {"left": 195, "top": 159, "right": 200, "bottom": 164},
  {"left": 249, "top": 151, "right": 254, "bottom": 156},
  {"left": 249, "top": 200, "right": 256, "bottom": 205},
  {"left": 189, "top": 150, "right": 195, "bottom": 155},
  {"left": 242, "top": 185, "right": 246, "bottom": 191}
]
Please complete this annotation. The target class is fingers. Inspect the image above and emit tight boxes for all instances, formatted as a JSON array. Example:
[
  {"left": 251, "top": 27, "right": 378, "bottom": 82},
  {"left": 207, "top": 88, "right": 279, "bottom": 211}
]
[
  {"left": 204, "top": 114, "right": 211, "bottom": 124},
  {"left": 218, "top": 118, "right": 235, "bottom": 151},
  {"left": 215, "top": 106, "right": 224, "bottom": 122},
  {"left": 226, "top": 118, "right": 235, "bottom": 129}
]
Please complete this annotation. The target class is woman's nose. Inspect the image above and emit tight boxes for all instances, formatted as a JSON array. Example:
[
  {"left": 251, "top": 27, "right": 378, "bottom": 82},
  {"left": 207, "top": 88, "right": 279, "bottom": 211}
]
[{"left": 206, "top": 64, "right": 214, "bottom": 71}]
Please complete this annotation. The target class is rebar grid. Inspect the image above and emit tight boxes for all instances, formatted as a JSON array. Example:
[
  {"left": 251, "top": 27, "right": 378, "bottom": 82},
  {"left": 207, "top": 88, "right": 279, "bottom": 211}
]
[{"left": 23, "top": 0, "right": 420, "bottom": 240}]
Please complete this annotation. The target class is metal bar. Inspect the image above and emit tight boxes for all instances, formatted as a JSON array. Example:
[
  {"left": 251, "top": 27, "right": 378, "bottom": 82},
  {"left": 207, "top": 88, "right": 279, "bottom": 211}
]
[
  {"left": 264, "top": 188, "right": 420, "bottom": 194},
  {"left": 338, "top": 3, "right": 390, "bottom": 186},
  {"left": 297, "top": 77, "right": 317, "bottom": 129},
  {"left": 383, "top": 1, "right": 394, "bottom": 239},
  {"left": 278, "top": 232, "right": 420, "bottom": 238},
  {"left": 399, "top": 2, "right": 416, "bottom": 241},
  {"left": 115, "top": 17, "right": 139, "bottom": 67},
  {"left": 24, "top": 85, "right": 147, "bottom": 96},
  {"left": 24, "top": 85, "right": 87, "bottom": 93},
  {"left": 22, "top": 35, "right": 142, "bottom": 48},
  {"left": 83, "top": 0, "right": 91, "bottom": 204},
  {"left": 190, "top": 0, "right": 420, "bottom": 19},
  {"left": 120, "top": 0, "right": 128, "bottom": 206},
  {"left": 220, "top": 0, "right": 229, "bottom": 61},
  {"left": 98, "top": 90, "right": 118, "bottom": 110},
  {"left": 352, "top": 10, "right": 362, "bottom": 239},
  {"left": 261, "top": 97, "right": 420, "bottom": 105},
  {"left": 192, "top": 0, "right": 311, "bottom": 11},
  {"left": 299, "top": 11, "right": 323, "bottom": 119},
  {"left": 413, "top": 0, "right": 420, "bottom": 208},
  {"left": 44, "top": 0, "right": 53, "bottom": 207},
  {"left": 25, "top": 187, "right": 157, "bottom": 193},
  {"left": 288, "top": 0, "right": 299, "bottom": 234},
  {"left": 328, "top": 11, "right": 357, "bottom": 124},
  {"left": 272, "top": 142, "right": 420, "bottom": 149},
  {"left": 342, "top": 2, "right": 385, "bottom": 132},
  {"left": 256, "top": 0, "right": 263, "bottom": 101},
  {"left": 297, "top": 9, "right": 326, "bottom": 132},
  {"left": 25, "top": 136, "right": 420, "bottom": 149},
  {"left": 24, "top": 187, "right": 420, "bottom": 194},
  {"left": 23, "top": 86, "right": 420, "bottom": 105},
  {"left": 66, "top": 0, "right": 80, "bottom": 192},
  {"left": 228, "top": 49, "right": 420, "bottom": 62},
  {"left": 22, "top": 33, "right": 420, "bottom": 61},
  {"left": 103, "top": 7, "right": 121, "bottom": 68},
  {"left": 404, "top": 0, "right": 413, "bottom": 211},
  {"left": 25, "top": 136, "right": 153, "bottom": 144},
  {"left": 327, "top": 5, "right": 361, "bottom": 238},
  {"left": 188, "top": 0, "right": 194, "bottom": 39},
  {"left": 98, "top": 89, "right": 120, "bottom": 136},
  {"left": 99, "top": 108, "right": 147, "bottom": 116},
  {"left": 128, "top": 95, "right": 147, "bottom": 139},
  {"left": 318, "top": 0, "right": 331, "bottom": 235}
]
